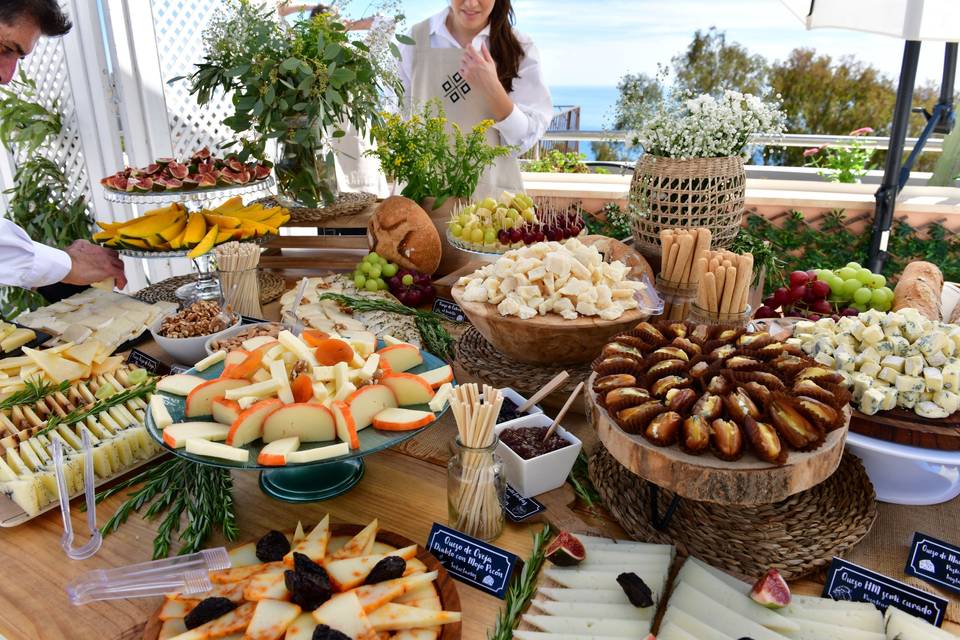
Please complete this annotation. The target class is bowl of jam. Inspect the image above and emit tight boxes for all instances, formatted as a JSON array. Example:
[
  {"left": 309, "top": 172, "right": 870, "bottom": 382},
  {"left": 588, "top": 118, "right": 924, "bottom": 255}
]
[
  {"left": 494, "top": 388, "right": 544, "bottom": 426},
  {"left": 495, "top": 413, "right": 582, "bottom": 498}
]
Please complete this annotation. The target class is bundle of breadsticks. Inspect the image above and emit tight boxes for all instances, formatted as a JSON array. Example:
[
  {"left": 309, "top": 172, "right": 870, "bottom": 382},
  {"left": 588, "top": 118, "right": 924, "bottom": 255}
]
[
  {"left": 659, "top": 228, "right": 712, "bottom": 320},
  {"left": 694, "top": 249, "right": 754, "bottom": 316}
]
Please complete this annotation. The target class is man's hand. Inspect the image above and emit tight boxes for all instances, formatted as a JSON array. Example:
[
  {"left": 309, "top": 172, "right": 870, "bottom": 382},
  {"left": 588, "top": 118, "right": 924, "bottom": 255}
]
[{"left": 62, "top": 240, "right": 127, "bottom": 289}]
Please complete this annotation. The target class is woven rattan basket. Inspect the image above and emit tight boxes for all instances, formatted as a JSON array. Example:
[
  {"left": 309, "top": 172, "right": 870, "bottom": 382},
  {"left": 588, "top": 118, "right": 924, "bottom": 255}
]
[{"left": 629, "top": 155, "right": 745, "bottom": 255}]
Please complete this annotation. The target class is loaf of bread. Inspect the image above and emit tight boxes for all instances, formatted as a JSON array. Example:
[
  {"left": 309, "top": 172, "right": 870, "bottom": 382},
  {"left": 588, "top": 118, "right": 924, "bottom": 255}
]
[
  {"left": 951, "top": 303, "right": 960, "bottom": 325},
  {"left": 893, "top": 260, "right": 943, "bottom": 321},
  {"left": 367, "top": 196, "right": 442, "bottom": 275}
]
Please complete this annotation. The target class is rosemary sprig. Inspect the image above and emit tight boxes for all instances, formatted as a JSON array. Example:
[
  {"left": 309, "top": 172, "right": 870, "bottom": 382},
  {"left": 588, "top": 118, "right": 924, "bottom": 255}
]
[
  {"left": 489, "top": 525, "right": 553, "bottom": 640},
  {"left": 97, "top": 458, "right": 239, "bottom": 559},
  {"left": 37, "top": 379, "right": 156, "bottom": 437},
  {"left": 567, "top": 451, "right": 607, "bottom": 524},
  {"left": 0, "top": 378, "right": 69, "bottom": 410},
  {"left": 318, "top": 293, "right": 456, "bottom": 360}
]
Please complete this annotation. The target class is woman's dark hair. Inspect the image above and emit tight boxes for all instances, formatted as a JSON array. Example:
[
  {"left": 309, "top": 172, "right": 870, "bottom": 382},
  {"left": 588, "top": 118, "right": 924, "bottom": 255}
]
[
  {"left": 0, "top": 0, "right": 71, "bottom": 37},
  {"left": 310, "top": 4, "right": 332, "bottom": 18},
  {"left": 488, "top": 0, "right": 523, "bottom": 94}
]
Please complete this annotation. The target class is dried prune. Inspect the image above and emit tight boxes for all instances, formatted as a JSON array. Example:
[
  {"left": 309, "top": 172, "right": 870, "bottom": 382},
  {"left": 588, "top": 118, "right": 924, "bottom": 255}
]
[
  {"left": 365, "top": 556, "right": 406, "bottom": 584},
  {"left": 293, "top": 551, "right": 326, "bottom": 577},
  {"left": 284, "top": 556, "right": 333, "bottom": 611},
  {"left": 184, "top": 597, "right": 237, "bottom": 630},
  {"left": 255, "top": 529, "right": 290, "bottom": 562},
  {"left": 616, "top": 572, "right": 654, "bottom": 607},
  {"left": 313, "top": 624, "right": 352, "bottom": 640}
]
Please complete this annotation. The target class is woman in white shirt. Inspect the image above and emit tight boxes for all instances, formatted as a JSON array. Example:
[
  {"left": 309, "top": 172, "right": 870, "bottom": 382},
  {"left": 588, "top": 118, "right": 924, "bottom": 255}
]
[{"left": 399, "top": 0, "right": 553, "bottom": 198}]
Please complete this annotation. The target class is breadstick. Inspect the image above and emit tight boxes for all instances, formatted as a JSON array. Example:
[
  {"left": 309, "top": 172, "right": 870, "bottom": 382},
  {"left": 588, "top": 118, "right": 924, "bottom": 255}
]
[
  {"left": 714, "top": 266, "right": 726, "bottom": 312},
  {"left": 671, "top": 233, "right": 695, "bottom": 283},
  {"left": 664, "top": 242, "right": 680, "bottom": 281},
  {"left": 732, "top": 253, "right": 754, "bottom": 313},
  {"left": 720, "top": 265, "right": 737, "bottom": 314},
  {"left": 709, "top": 256, "right": 720, "bottom": 275},
  {"left": 690, "top": 229, "right": 712, "bottom": 284},
  {"left": 692, "top": 257, "right": 708, "bottom": 290},
  {"left": 704, "top": 271, "right": 718, "bottom": 313}
]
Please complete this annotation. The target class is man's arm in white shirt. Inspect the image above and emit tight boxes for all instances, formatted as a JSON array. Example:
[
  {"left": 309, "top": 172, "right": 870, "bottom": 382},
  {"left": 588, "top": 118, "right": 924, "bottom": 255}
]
[{"left": 0, "top": 218, "right": 72, "bottom": 289}]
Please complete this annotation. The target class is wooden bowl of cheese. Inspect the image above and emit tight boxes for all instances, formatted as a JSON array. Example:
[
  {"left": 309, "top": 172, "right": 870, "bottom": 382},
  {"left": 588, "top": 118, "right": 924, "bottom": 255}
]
[{"left": 452, "top": 237, "right": 657, "bottom": 365}]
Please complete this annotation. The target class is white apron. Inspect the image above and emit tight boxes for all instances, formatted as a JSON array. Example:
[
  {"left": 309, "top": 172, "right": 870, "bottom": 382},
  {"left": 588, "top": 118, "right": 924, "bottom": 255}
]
[{"left": 406, "top": 18, "right": 524, "bottom": 199}]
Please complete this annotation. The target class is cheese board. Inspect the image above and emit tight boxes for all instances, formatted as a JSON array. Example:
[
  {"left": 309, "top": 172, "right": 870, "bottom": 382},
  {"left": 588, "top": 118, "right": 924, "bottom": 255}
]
[
  {"left": 141, "top": 521, "right": 462, "bottom": 640},
  {"left": 588, "top": 372, "right": 850, "bottom": 505}
]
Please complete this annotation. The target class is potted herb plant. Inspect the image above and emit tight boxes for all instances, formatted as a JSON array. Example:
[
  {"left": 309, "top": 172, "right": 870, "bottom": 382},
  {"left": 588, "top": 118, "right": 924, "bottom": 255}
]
[
  {"left": 175, "top": 0, "right": 405, "bottom": 207},
  {"left": 367, "top": 100, "right": 511, "bottom": 272},
  {"left": 629, "top": 90, "right": 785, "bottom": 255}
]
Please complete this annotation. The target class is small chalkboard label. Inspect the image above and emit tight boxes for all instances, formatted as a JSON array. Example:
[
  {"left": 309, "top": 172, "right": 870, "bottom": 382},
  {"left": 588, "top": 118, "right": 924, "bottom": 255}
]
[
  {"left": 126, "top": 349, "right": 169, "bottom": 375},
  {"left": 501, "top": 484, "right": 545, "bottom": 522},
  {"left": 905, "top": 532, "right": 960, "bottom": 597},
  {"left": 432, "top": 298, "right": 466, "bottom": 323},
  {"left": 823, "top": 557, "right": 948, "bottom": 626},
  {"left": 241, "top": 315, "right": 268, "bottom": 325},
  {"left": 169, "top": 364, "right": 191, "bottom": 375},
  {"left": 426, "top": 522, "right": 519, "bottom": 599}
]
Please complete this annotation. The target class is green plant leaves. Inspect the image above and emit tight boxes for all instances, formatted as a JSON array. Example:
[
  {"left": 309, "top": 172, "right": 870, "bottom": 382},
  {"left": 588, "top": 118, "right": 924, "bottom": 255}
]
[
  {"left": 280, "top": 57, "right": 301, "bottom": 72},
  {"left": 396, "top": 34, "right": 416, "bottom": 45}
]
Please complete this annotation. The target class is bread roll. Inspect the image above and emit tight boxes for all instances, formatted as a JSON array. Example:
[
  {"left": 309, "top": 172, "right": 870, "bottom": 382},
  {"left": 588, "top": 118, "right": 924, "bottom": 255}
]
[
  {"left": 893, "top": 260, "right": 943, "bottom": 321},
  {"left": 367, "top": 196, "right": 442, "bottom": 275}
]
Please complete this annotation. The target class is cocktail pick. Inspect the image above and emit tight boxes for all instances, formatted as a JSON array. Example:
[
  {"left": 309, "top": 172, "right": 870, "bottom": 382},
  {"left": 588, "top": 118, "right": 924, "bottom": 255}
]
[
  {"left": 53, "top": 429, "right": 102, "bottom": 560},
  {"left": 543, "top": 381, "right": 584, "bottom": 442},
  {"left": 516, "top": 370, "right": 569, "bottom": 414}
]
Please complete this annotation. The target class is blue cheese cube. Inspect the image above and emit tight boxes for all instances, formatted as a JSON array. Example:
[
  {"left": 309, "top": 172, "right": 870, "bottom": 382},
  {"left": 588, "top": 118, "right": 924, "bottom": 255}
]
[
  {"left": 859, "top": 388, "right": 884, "bottom": 416},
  {"left": 897, "top": 391, "right": 920, "bottom": 409},
  {"left": 856, "top": 346, "right": 882, "bottom": 366},
  {"left": 880, "top": 355, "right": 905, "bottom": 373},
  {"left": 903, "top": 355, "right": 924, "bottom": 377},
  {"left": 943, "top": 338, "right": 957, "bottom": 357},
  {"left": 895, "top": 374, "right": 925, "bottom": 392},
  {"left": 943, "top": 364, "right": 960, "bottom": 392},
  {"left": 851, "top": 374, "right": 873, "bottom": 401},
  {"left": 877, "top": 367, "right": 900, "bottom": 385},
  {"left": 880, "top": 313, "right": 903, "bottom": 328},
  {"left": 875, "top": 340, "right": 896, "bottom": 356},
  {"left": 861, "top": 324, "right": 884, "bottom": 344},
  {"left": 882, "top": 324, "right": 903, "bottom": 338},
  {"left": 785, "top": 337, "right": 803, "bottom": 348},
  {"left": 889, "top": 336, "right": 911, "bottom": 356},
  {"left": 850, "top": 321, "right": 866, "bottom": 341},
  {"left": 834, "top": 347, "right": 856, "bottom": 371},
  {"left": 859, "top": 361, "right": 882, "bottom": 379},
  {"left": 926, "top": 350, "right": 948, "bottom": 367},
  {"left": 794, "top": 320, "right": 816, "bottom": 335},
  {"left": 933, "top": 390, "right": 960, "bottom": 414},
  {"left": 861, "top": 309, "right": 885, "bottom": 326},
  {"left": 879, "top": 386, "right": 898, "bottom": 411},
  {"left": 903, "top": 318, "right": 925, "bottom": 342},
  {"left": 946, "top": 326, "right": 960, "bottom": 351},
  {"left": 917, "top": 333, "right": 945, "bottom": 356},
  {"left": 916, "top": 401, "right": 950, "bottom": 419},
  {"left": 814, "top": 351, "right": 835, "bottom": 368},
  {"left": 923, "top": 367, "right": 944, "bottom": 392}
]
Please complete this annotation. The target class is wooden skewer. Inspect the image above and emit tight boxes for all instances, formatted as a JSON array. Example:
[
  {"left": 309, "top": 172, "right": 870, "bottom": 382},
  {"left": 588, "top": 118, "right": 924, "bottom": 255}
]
[
  {"left": 543, "top": 382, "right": 584, "bottom": 442},
  {"left": 517, "top": 371, "right": 569, "bottom": 414}
]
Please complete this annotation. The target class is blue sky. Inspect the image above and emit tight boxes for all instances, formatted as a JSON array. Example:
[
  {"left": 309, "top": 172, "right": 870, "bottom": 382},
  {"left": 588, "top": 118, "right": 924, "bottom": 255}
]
[{"left": 343, "top": 0, "right": 952, "bottom": 88}]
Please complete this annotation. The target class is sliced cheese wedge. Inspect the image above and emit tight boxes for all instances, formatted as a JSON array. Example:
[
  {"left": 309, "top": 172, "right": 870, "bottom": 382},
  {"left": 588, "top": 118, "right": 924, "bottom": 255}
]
[
  {"left": 354, "top": 571, "right": 438, "bottom": 613},
  {"left": 285, "top": 442, "right": 350, "bottom": 464},
  {"left": 242, "top": 564, "right": 289, "bottom": 602},
  {"left": 156, "top": 374, "right": 205, "bottom": 396},
  {"left": 536, "top": 587, "right": 632, "bottom": 606},
  {"left": 667, "top": 582, "right": 789, "bottom": 640},
  {"left": 185, "top": 438, "right": 249, "bottom": 463},
  {"left": 657, "top": 621, "right": 699, "bottom": 640},
  {"left": 195, "top": 350, "right": 226, "bottom": 372},
  {"left": 781, "top": 617, "right": 885, "bottom": 640},
  {"left": 512, "top": 633, "right": 636, "bottom": 640},
  {"left": 162, "top": 422, "right": 230, "bottom": 449},
  {"left": 167, "top": 601, "right": 255, "bottom": 640},
  {"left": 330, "top": 518, "right": 378, "bottom": 560},
  {"left": 283, "top": 612, "right": 318, "bottom": 640},
  {"left": 366, "top": 603, "right": 461, "bottom": 632},
  {"left": 284, "top": 514, "right": 330, "bottom": 566},
  {"left": 245, "top": 599, "right": 301, "bottom": 640},
  {"left": 661, "top": 607, "right": 736, "bottom": 640},
  {"left": 543, "top": 569, "right": 665, "bottom": 600},
  {"left": 531, "top": 599, "right": 652, "bottom": 621},
  {"left": 325, "top": 545, "right": 419, "bottom": 590},
  {"left": 311, "top": 592, "right": 374, "bottom": 640},
  {"left": 885, "top": 606, "right": 957, "bottom": 640},
  {"left": 149, "top": 395, "right": 173, "bottom": 429},
  {"left": 782, "top": 598, "right": 883, "bottom": 632},
  {"left": 521, "top": 614, "right": 650, "bottom": 637}
]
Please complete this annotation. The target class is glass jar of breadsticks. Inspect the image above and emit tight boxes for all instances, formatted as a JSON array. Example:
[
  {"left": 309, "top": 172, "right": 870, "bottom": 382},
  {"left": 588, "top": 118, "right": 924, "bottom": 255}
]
[
  {"left": 653, "top": 227, "right": 712, "bottom": 321},
  {"left": 692, "top": 248, "right": 754, "bottom": 327},
  {"left": 447, "top": 383, "right": 506, "bottom": 541},
  {"left": 215, "top": 241, "right": 262, "bottom": 318}
]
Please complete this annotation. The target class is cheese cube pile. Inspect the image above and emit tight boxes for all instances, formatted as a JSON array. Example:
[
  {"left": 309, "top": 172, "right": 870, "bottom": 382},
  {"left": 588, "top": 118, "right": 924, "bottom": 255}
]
[
  {"left": 457, "top": 238, "right": 646, "bottom": 320},
  {"left": 788, "top": 309, "right": 960, "bottom": 418}
]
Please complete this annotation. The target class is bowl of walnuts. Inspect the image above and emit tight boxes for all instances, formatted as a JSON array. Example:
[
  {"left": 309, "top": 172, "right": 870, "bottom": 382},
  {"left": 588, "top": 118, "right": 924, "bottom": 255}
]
[{"left": 150, "top": 300, "right": 240, "bottom": 364}]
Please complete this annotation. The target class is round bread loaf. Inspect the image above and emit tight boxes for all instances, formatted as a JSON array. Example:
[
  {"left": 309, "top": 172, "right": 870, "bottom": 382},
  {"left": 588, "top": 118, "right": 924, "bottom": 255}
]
[{"left": 367, "top": 196, "right": 442, "bottom": 275}]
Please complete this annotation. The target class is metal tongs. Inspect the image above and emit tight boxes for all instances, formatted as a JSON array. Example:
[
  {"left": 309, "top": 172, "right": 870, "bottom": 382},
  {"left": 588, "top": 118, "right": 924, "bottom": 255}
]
[{"left": 52, "top": 430, "right": 101, "bottom": 560}]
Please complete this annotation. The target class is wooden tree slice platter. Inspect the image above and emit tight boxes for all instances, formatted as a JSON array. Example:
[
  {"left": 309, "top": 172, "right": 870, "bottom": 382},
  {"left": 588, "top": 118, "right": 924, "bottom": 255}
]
[
  {"left": 850, "top": 409, "right": 960, "bottom": 451},
  {"left": 587, "top": 373, "right": 850, "bottom": 506},
  {"left": 142, "top": 524, "right": 461, "bottom": 640}
]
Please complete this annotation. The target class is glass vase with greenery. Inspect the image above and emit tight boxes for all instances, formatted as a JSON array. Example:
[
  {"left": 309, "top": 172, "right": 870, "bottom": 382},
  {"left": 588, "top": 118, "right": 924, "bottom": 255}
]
[
  {"left": 367, "top": 100, "right": 511, "bottom": 208},
  {"left": 0, "top": 72, "right": 92, "bottom": 318},
  {"left": 803, "top": 127, "right": 875, "bottom": 183},
  {"left": 175, "top": 0, "right": 406, "bottom": 207}
]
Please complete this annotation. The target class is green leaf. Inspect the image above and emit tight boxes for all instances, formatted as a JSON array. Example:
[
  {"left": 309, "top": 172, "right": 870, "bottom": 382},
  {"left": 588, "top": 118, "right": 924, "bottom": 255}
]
[
  {"left": 323, "top": 43, "right": 341, "bottom": 60},
  {"left": 332, "top": 129, "right": 346, "bottom": 138},
  {"left": 330, "top": 67, "right": 355, "bottom": 88},
  {"left": 226, "top": 64, "right": 251, "bottom": 77},
  {"left": 395, "top": 34, "right": 415, "bottom": 45},
  {"left": 389, "top": 42, "right": 401, "bottom": 59},
  {"left": 297, "top": 76, "right": 314, "bottom": 93},
  {"left": 280, "top": 57, "right": 300, "bottom": 72},
  {"left": 264, "top": 85, "right": 276, "bottom": 105}
]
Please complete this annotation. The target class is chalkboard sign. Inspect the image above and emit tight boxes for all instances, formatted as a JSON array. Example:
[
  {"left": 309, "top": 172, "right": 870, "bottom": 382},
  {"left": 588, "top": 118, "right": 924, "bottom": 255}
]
[
  {"left": 126, "top": 349, "right": 170, "bottom": 375},
  {"left": 432, "top": 298, "right": 466, "bottom": 323},
  {"left": 905, "top": 532, "right": 960, "bottom": 597},
  {"left": 501, "top": 484, "right": 545, "bottom": 522},
  {"left": 426, "top": 522, "right": 519, "bottom": 599},
  {"left": 823, "top": 557, "right": 948, "bottom": 626}
]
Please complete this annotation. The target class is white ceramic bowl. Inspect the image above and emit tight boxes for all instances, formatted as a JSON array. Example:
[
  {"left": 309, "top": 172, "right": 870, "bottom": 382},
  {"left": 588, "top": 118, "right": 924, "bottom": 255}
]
[
  {"left": 204, "top": 321, "right": 283, "bottom": 356},
  {"left": 150, "top": 314, "right": 241, "bottom": 366},
  {"left": 846, "top": 431, "right": 960, "bottom": 506},
  {"left": 496, "top": 387, "right": 544, "bottom": 428},
  {"left": 495, "top": 412, "right": 582, "bottom": 498}
]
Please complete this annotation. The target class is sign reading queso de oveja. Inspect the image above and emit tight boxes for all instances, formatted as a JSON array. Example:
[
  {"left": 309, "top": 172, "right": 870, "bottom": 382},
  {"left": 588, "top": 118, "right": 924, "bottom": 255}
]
[
  {"left": 905, "top": 532, "right": 960, "bottom": 597},
  {"left": 426, "top": 522, "right": 519, "bottom": 599}
]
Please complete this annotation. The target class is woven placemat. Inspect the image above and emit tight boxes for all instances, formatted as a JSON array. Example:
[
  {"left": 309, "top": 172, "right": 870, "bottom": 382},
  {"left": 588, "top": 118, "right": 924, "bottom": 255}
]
[
  {"left": 254, "top": 192, "right": 375, "bottom": 224},
  {"left": 134, "top": 271, "right": 285, "bottom": 306},
  {"left": 588, "top": 446, "right": 878, "bottom": 580},
  {"left": 456, "top": 326, "right": 592, "bottom": 399}
]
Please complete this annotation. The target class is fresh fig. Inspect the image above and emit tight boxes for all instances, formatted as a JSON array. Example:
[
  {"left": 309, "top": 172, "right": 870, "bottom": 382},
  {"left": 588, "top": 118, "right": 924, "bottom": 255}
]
[
  {"left": 545, "top": 531, "right": 586, "bottom": 566},
  {"left": 181, "top": 174, "right": 200, "bottom": 189},
  {"left": 124, "top": 178, "right": 141, "bottom": 192},
  {"left": 155, "top": 157, "right": 174, "bottom": 165},
  {"left": 133, "top": 178, "right": 152, "bottom": 192},
  {"left": 144, "top": 163, "right": 161, "bottom": 175},
  {"left": 750, "top": 568, "right": 791, "bottom": 608},
  {"left": 254, "top": 164, "right": 272, "bottom": 180},
  {"left": 163, "top": 177, "right": 183, "bottom": 190},
  {"left": 197, "top": 173, "right": 217, "bottom": 188},
  {"left": 192, "top": 146, "right": 211, "bottom": 160},
  {"left": 227, "top": 158, "right": 245, "bottom": 172}
]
